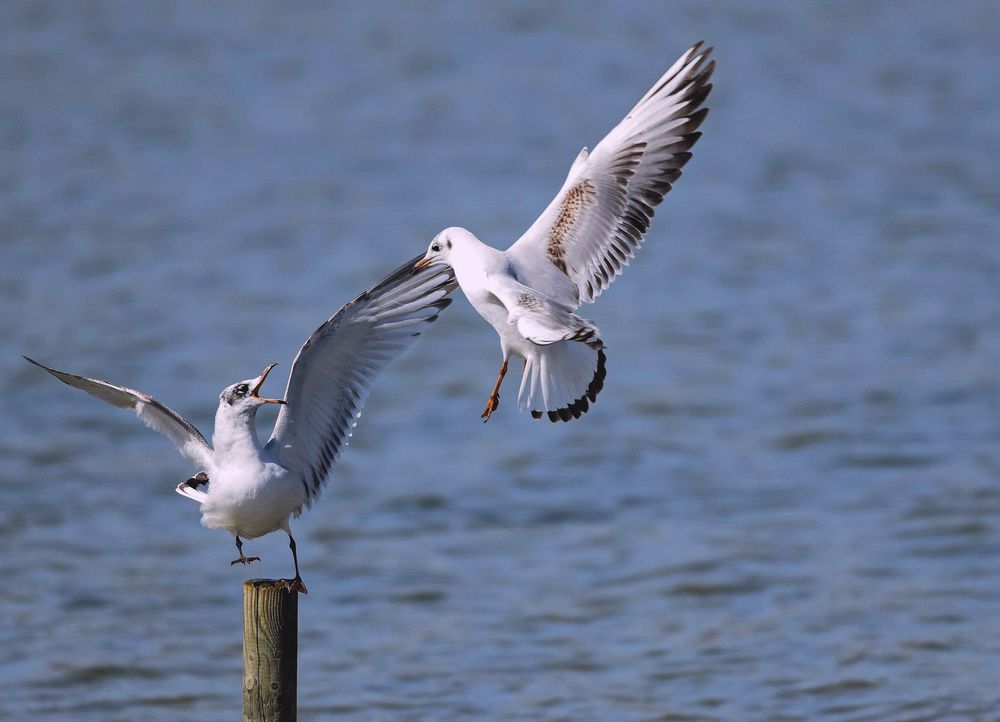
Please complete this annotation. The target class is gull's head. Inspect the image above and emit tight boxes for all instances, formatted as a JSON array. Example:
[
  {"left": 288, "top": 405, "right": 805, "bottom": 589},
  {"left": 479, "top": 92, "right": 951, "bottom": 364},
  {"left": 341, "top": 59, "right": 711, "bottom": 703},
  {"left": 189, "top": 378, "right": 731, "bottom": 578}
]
[
  {"left": 414, "top": 227, "right": 477, "bottom": 270},
  {"left": 219, "top": 363, "right": 286, "bottom": 414}
]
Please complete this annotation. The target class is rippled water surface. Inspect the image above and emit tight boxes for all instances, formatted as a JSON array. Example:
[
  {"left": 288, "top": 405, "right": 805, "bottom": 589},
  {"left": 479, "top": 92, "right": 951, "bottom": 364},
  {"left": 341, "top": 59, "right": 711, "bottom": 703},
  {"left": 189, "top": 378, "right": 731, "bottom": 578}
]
[{"left": 2, "top": 2, "right": 999, "bottom": 720}]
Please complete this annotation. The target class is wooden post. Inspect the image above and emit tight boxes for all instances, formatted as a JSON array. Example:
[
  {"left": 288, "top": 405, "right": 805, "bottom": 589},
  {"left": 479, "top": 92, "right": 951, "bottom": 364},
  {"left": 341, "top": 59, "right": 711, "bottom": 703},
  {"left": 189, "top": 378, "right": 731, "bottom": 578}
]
[{"left": 243, "top": 580, "right": 298, "bottom": 722}]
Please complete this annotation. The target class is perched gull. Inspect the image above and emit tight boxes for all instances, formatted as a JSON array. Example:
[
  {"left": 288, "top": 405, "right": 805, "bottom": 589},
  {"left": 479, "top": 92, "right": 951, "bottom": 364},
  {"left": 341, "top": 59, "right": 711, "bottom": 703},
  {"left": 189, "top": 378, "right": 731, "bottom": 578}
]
[
  {"left": 416, "top": 42, "right": 713, "bottom": 422},
  {"left": 26, "top": 257, "right": 455, "bottom": 592}
]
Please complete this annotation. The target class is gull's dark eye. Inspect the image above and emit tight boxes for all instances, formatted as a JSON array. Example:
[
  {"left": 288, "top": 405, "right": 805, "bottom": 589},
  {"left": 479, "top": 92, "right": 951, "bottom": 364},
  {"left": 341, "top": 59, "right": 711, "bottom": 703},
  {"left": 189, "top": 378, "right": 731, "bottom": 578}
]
[
  {"left": 431, "top": 243, "right": 441, "bottom": 252},
  {"left": 235, "top": 384, "right": 249, "bottom": 396}
]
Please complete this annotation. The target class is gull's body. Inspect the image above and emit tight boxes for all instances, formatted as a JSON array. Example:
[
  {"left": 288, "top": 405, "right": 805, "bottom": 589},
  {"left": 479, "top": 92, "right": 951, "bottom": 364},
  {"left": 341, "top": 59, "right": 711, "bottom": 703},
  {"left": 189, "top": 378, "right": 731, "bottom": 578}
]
[
  {"left": 196, "top": 397, "right": 302, "bottom": 539},
  {"left": 417, "top": 42, "right": 714, "bottom": 422},
  {"left": 27, "top": 256, "right": 455, "bottom": 590}
]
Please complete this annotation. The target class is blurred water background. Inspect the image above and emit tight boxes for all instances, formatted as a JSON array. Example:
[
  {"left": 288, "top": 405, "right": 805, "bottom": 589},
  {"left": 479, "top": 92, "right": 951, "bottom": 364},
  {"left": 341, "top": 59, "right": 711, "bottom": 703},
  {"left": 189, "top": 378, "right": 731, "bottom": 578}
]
[{"left": 2, "top": 1, "right": 999, "bottom": 720}]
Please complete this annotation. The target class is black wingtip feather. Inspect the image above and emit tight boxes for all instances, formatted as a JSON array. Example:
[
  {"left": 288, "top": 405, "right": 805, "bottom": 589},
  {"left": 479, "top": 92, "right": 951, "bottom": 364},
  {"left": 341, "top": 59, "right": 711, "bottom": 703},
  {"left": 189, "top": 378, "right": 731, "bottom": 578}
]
[{"left": 686, "top": 84, "right": 713, "bottom": 114}]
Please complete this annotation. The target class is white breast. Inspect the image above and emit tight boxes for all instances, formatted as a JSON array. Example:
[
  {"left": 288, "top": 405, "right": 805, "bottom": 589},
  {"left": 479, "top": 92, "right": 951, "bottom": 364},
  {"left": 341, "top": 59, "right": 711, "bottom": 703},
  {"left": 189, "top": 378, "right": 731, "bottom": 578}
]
[{"left": 199, "top": 462, "right": 305, "bottom": 539}]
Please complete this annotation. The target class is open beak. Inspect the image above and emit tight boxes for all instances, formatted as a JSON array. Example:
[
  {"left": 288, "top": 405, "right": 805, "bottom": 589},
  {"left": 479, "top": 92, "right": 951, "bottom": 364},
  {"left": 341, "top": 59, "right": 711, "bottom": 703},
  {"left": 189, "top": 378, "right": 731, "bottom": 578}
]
[
  {"left": 251, "top": 362, "right": 287, "bottom": 405},
  {"left": 414, "top": 256, "right": 434, "bottom": 269}
]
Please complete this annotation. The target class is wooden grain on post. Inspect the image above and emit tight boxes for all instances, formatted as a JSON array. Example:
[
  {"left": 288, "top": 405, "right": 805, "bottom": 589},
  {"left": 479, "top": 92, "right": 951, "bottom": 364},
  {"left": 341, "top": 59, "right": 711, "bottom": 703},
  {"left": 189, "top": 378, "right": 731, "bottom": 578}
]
[{"left": 243, "top": 580, "right": 298, "bottom": 722}]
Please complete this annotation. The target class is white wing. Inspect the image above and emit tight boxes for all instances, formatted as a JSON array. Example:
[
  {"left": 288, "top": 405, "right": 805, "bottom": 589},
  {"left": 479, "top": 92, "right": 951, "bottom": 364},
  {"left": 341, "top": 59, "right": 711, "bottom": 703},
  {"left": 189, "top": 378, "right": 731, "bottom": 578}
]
[
  {"left": 265, "top": 256, "right": 455, "bottom": 507},
  {"left": 507, "top": 42, "right": 714, "bottom": 307},
  {"left": 24, "top": 356, "right": 214, "bottom": 469}
]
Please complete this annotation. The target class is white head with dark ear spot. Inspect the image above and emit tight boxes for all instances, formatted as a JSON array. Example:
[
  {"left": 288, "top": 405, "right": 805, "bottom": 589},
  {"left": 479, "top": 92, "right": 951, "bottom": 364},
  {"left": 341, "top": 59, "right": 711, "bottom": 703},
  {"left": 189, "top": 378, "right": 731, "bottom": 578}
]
[
  {"left": 415, "top": 227, "right": 481, "bottom": 270},
  {"left": 218, "top": 363, "right": 286, "bottom": 415}
]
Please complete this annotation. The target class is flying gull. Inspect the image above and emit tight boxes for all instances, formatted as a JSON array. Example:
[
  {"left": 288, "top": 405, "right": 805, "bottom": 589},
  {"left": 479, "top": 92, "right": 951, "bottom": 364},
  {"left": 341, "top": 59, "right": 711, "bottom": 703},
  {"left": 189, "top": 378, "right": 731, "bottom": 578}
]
[
  {"left": 26, "top": 256, "right": 455, "bottom": 592},
  {"left": 416, "top": 42, "right": 713, "bottom": 422}
]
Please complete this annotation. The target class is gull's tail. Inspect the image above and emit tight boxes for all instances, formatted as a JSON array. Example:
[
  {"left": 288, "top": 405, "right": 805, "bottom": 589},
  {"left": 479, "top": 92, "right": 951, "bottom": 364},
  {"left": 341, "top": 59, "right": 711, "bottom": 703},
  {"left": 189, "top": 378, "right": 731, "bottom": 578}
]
[{"left": 517, "top": 324, "right": 607, "bottom": 423}]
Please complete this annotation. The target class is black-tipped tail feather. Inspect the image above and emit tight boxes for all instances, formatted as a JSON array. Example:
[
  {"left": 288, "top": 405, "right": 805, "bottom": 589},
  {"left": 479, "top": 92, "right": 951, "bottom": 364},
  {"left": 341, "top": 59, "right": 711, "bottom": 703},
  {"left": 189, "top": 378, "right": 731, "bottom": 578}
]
[{"left": 530, "top": 348, "right": 607, "bottom": 422}]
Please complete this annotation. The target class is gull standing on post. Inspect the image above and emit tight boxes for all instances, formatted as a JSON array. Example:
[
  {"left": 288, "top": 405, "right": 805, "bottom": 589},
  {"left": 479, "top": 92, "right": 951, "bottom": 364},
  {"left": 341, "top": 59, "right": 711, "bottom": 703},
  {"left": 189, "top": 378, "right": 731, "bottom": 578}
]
[
  {"left": 416, "top": 42, "right": 713, "bottom": 422},
  {"left": 26, "top": 257, "right": 455, "bottom": 592}
]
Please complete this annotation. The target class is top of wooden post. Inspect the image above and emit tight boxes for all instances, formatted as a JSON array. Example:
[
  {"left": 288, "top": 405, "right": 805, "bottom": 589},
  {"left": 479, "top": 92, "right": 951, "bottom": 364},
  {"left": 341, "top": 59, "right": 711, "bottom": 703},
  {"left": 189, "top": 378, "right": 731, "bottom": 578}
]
[{"left": 244, "top": 579, "right": 299, "bottom": 592}]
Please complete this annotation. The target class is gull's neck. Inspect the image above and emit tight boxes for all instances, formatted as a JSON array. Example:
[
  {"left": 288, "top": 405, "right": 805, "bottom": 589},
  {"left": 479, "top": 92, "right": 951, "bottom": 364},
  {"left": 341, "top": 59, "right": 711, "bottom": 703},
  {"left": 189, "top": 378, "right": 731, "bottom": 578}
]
[
  {"left": 450, "top": 236, "right": 507, "bottom": 287},
  {"left": 212, "top": 404, "right": 264, "bottom": 465}
]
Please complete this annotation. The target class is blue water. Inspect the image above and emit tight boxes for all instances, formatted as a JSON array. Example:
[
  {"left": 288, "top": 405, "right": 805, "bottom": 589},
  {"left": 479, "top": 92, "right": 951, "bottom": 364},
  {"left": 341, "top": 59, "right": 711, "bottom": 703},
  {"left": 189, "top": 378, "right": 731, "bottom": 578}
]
[{"left": 2, "top": 1, "right": 999, "bottom": 720}]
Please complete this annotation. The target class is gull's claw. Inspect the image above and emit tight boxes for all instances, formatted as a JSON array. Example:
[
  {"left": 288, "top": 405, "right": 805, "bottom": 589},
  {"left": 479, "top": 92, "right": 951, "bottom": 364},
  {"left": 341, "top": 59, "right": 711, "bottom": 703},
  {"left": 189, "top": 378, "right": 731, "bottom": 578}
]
[
  {"left": 481, "top": 393, "right": 500, "bottom": 422},
  {"left": 230, "top": 555, "right": 261, "bottom": 566},
  {"left": 283, "top": 576, "right": 308, "bottom": 594}
]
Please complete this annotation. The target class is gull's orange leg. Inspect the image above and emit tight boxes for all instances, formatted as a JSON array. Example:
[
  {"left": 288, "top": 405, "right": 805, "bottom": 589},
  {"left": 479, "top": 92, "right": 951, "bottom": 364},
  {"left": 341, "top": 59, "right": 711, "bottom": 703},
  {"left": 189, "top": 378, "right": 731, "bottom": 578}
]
[{"left": 481, "top": 360, "right": 508, "bottom": 423}]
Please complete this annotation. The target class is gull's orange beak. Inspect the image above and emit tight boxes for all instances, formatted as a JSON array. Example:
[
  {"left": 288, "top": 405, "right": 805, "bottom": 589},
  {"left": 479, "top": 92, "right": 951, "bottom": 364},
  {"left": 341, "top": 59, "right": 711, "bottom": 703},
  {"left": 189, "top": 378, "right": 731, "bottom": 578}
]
[
  {"left": 414, "top": 256, "right": 434, "bottom": 269},
  {"left": 251, "top": 362, "right": 287, "bottom": 405}
]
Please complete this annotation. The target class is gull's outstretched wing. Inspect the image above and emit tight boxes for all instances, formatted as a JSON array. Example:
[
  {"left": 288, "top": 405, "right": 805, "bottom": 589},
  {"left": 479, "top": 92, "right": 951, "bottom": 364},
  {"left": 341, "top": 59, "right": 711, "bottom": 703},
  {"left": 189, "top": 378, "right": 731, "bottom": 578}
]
[
  {"left": 265, "top": 256, "right": 455, "bottom": 508},
  {"left": 24, "top": 356, "right": 214, "bottom": 469},
  {"left": 506, "top": 42, "right": 714, "bottom": 308}
]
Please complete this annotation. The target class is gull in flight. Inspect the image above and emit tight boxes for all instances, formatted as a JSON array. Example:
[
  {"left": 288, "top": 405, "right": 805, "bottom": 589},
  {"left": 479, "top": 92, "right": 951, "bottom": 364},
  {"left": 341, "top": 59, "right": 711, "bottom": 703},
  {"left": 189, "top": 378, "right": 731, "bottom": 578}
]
[
  {"left": 416, "top": 42, "right": 713, "bottom": 422},
  {"left": 26, "top": 257, "right": 454, "bottom": 593}
]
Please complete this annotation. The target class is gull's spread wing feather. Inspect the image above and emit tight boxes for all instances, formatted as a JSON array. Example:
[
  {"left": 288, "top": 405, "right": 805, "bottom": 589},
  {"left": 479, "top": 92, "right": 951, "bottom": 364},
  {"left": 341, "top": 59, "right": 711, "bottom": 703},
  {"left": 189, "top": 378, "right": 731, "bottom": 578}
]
[
  {"left": 24, "top": 356, "right": 214, "bottom": 469},
  {"left": 265, "top": 257, "right": 455, "bottom": 508},
  {"left": 506, "top": 42, "right": 714, "bottom": 308}
]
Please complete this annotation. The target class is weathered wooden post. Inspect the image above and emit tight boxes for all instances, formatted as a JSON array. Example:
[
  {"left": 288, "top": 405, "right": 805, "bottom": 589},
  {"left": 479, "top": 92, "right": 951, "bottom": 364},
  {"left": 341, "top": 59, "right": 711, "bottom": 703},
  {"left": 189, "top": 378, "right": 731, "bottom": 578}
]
[{"left": 243, "top": 580, "right": 298, "bottom": 722}]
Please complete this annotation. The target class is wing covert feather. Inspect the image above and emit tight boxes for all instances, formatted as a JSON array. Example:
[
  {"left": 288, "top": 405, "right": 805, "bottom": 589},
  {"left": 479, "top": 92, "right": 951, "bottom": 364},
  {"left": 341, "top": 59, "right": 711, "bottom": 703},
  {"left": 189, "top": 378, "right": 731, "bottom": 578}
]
[{"left": 507, "top": 42, "right": 714, "bottom": 307}]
